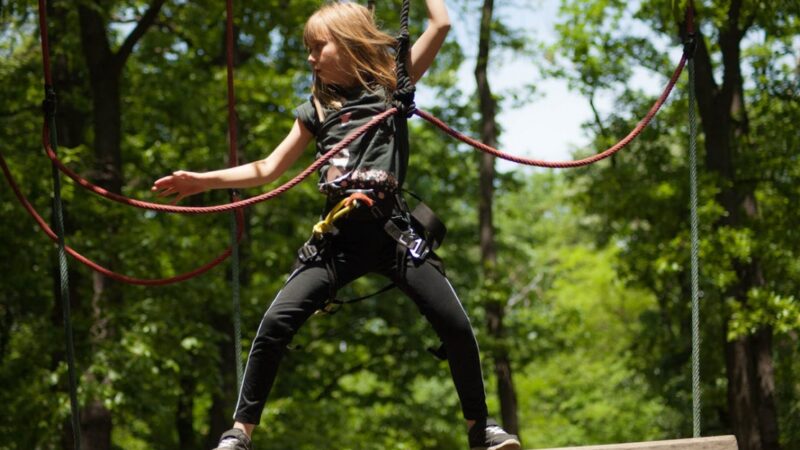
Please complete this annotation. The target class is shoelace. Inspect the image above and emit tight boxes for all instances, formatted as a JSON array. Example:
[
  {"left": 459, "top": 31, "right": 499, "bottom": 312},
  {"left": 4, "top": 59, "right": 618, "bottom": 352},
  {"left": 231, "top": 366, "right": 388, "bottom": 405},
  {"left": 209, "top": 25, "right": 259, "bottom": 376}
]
[
  {"left": 486, "top": 425, "right": 507, "bottom": 438},
  {"left": 217, "top": 437, "right": 240, "bottom": 448}
]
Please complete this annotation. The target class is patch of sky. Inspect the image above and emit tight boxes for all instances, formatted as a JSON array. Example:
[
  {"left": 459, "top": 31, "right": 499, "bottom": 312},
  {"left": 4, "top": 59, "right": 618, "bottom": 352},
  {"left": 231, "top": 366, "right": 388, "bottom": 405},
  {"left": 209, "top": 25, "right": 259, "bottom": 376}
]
[{"left": 417, "top": 0, "right": 691, "bottom": 173}]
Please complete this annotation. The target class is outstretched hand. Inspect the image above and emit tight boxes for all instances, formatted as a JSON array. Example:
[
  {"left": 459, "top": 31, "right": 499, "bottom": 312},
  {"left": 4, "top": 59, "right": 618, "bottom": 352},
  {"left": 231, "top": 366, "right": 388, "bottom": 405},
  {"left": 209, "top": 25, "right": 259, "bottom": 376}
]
[{"left": 151, "top": 171, "right": 207, "bottom": 204}]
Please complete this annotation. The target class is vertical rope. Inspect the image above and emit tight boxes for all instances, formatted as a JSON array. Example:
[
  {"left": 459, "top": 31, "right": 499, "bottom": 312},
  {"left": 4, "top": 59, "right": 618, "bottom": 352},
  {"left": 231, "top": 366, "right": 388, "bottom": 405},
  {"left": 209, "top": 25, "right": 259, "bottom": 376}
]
[
  {"left": 685, "top": 6, "right": 702, "bottom": 438},
  {"left": 224, "top": 0, "right": 244, "bottom": 390},
  {"left": 391, "top": 0, "right": 414, "bottom": 186},
  {"left": 393, "top": 0, "right": 415, "bottom": 116},
  {"left": 688, "top": 56, "right": 702, "bottom": 438},
  {"left": 38, "top": 1, "right": 82, "bottom": 445},
  {"left": 46, "top": 87, "right": 83, "bottom": 449}
]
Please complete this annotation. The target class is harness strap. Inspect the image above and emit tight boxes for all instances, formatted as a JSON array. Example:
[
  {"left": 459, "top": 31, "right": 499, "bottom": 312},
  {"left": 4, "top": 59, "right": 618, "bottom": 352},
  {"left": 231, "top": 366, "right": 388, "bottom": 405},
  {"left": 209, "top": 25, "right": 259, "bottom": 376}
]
[
  {"left": 410, "top": 202, "right": 446, "bottom": 250},
  {"left": 316, "top": 283, "right": 396, "bottom": 315}
]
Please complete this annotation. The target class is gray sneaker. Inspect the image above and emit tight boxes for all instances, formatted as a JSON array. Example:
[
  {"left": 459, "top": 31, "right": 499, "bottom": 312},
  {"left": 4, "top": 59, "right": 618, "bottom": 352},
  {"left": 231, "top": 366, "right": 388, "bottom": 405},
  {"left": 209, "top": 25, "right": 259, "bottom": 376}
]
[
  {"left": 468, "top": 418, "right": 521, "bottom": 450},
  {"left": 213, "top": 428, "right": 252, "bottom": 450}
]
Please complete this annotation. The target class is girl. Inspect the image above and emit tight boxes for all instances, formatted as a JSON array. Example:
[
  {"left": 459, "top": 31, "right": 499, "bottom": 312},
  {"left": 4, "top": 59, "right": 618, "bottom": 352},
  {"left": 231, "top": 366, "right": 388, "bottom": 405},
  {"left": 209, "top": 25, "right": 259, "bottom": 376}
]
[{"left": 152, "top": 2, "right": 520, "bottom": 449}]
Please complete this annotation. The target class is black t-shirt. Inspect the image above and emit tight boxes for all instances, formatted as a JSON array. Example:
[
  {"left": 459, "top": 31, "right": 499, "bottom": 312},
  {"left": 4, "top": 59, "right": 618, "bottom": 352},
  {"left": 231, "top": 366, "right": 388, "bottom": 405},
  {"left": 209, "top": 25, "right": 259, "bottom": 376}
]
[{"left": 294, "top": 85, "right": 409, "bottom": 196}]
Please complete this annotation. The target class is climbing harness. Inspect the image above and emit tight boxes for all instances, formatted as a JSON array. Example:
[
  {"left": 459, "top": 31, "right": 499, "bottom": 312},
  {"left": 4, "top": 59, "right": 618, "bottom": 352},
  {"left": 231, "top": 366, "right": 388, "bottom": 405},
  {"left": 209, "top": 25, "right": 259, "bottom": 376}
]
[{"left": 294, "top": 188, "right": 447, "bottom": 316}]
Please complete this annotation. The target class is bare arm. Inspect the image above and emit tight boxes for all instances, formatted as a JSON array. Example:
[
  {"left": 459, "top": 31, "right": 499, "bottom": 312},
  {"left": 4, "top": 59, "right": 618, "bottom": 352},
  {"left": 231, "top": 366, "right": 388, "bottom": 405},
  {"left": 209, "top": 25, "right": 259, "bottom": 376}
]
[
  {"left": 408, "top": 0, "right": 451, "bottom": 84},
  {"left": 152, "top": 119, "right": 313, "bottom": 203}
]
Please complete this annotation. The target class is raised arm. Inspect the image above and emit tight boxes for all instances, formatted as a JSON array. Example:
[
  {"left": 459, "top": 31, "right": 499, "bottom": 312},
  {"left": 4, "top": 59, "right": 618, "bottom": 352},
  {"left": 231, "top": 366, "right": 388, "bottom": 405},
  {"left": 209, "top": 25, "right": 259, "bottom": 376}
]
[
  {"left": 152, "top": 119, "right": 313, "bottom": 203},
  {"left": 408, "top": 0, "right": 451, "bottom": 84}
]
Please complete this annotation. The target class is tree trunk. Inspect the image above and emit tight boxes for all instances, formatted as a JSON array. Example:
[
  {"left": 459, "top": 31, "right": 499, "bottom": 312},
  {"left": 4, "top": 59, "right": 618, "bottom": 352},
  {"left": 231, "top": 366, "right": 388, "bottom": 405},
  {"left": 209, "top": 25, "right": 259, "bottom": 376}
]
[
  {"left": 177, "top": 374, "right": 198, "bottom": 449},
  {"left": 80, "top": 400, "right": 113, "bottom": 450},
  {"left": 686, "top": 1, "right": 779, "bottom": 448},
  {"left": 474, "top": 0, "right": 519, "bottom": 435},
  {"left": 74, "top": 2, "right": 166, "bottom": 448},
  {"left": 205, "top": 311, "right": 240, "bottom": 448},
  {"left": 75, "top": 6, "right": 122, "bottom": 447}
]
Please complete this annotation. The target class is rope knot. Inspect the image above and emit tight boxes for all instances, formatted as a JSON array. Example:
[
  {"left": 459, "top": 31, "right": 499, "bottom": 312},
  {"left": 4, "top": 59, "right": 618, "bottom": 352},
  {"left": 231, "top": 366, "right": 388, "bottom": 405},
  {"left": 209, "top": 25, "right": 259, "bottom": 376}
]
[
  {"left": 42, "top": 85, "right": 57, "bottom": 118},
  {"left": 683, "top": 32, "right": 697, "bottom": 59},
  {"left": 393, "top": 86, "right": 417, "bottom": 117},
  {"left": 396, "top": 31, "right": 410, "bottom": 46},
  {"left": 392, "top": 100, "right": 417, "bottom": 118}
]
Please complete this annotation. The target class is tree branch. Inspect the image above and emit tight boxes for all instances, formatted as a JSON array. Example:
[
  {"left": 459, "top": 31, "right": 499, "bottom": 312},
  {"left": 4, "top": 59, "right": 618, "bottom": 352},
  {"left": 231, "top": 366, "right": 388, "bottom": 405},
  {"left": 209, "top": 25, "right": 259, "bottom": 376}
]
[
  {"left": 114, "top": 0, "right": 167, "bottom": 69},
  {"left": 155, "top": 19, "right": 196, "bottom": 51},
  {"left": 741, "top": 10, "right": 757, "bottom": 37}
]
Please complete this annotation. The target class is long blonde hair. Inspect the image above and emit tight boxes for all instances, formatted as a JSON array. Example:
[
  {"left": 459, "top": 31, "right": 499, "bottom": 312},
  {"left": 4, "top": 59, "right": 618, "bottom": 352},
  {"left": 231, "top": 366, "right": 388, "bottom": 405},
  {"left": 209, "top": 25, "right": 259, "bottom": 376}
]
[{"left": 303, "top": 2, "right": 397, "bottom": 111}]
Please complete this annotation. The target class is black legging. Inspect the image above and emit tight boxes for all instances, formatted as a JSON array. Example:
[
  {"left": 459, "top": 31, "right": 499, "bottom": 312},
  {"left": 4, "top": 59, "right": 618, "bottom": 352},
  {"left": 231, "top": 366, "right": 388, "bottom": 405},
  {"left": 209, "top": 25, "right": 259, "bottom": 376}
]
[{"left": 233, "top": 217, "right": 489, "bottom": 424}]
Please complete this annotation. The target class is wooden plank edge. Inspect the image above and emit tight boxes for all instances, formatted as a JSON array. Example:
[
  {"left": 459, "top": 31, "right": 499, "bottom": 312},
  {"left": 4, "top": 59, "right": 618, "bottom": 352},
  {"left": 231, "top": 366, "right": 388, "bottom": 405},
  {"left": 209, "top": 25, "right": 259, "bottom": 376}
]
[{"left": 531, "top": 435, "right": 738, "bottom": 450}]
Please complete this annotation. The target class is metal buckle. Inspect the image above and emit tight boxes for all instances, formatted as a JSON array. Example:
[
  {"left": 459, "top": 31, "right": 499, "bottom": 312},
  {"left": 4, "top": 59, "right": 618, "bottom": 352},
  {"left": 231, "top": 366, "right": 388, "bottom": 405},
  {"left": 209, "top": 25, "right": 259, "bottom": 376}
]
[
  {"left": 398, "top": 231, "right": 429, "bottom": 260},
  {"left": 298, "top": 243, "right": 318, "bottom": 262},
  {"left": 409, "top": 238, "right": 429, "bottom": 259}
]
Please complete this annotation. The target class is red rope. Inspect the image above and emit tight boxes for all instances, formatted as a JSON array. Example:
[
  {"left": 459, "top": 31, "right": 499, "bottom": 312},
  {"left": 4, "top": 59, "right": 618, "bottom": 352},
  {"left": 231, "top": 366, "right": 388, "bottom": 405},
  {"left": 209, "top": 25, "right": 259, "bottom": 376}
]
[
  {"left": 1, "top": 150, "right": 244, "bottom": 286},
  {"left": 17, "top": 0, "right": 244, "bottom": 286},
  {"left": 36, "top": 0, "right": 393, "bottom": 214},
  {"left": 27, "top": 0, "right": 246, "bottom": 285},
  {"left": 40, "top": 108, "right": 396, "bottom": 214},
  {"left": 29, "top": 0, "right": 691, "bottom": 284},
  {"left": 30, "top": 0, "right": 394, "bottom": 282},
  {"left": 414, "top": 54, "right": 687, "bottom": 168}
]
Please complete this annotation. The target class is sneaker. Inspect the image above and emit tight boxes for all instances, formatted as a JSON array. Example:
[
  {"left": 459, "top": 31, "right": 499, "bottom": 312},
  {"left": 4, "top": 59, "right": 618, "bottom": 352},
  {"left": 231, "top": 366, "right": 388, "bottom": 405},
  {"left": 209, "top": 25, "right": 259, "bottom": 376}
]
[
  {"left": 213, "top": 428, "right": 252, "bottom": 450},
  {"left": 468, "top": 418, "right": 521, "bottom": 450}
]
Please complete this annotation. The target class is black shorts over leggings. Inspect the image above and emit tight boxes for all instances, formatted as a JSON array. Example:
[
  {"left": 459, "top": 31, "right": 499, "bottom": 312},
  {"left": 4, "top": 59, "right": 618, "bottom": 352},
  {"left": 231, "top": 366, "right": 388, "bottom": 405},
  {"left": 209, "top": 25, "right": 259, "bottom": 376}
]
[{"left": 233, "top": 217, "right": 489, "bottom": 424}]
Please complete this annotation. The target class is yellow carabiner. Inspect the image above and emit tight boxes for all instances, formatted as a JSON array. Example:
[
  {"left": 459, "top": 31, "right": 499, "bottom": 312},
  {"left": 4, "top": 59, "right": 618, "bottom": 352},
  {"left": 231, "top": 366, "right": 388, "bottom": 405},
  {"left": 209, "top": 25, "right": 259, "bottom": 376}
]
[
  {"left": 311, "top": 192, "right": 376, "bottom": 237},
  {"left": 312, "top": 198, "right": 352, "bottom": 237}
]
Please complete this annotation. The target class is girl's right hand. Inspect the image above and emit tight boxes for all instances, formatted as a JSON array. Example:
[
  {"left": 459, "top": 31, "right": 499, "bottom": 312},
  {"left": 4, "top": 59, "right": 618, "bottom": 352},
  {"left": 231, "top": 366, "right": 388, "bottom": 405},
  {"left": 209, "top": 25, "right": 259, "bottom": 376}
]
[{"left": 151, "top": 170, "right": 208, "bottom": 203}]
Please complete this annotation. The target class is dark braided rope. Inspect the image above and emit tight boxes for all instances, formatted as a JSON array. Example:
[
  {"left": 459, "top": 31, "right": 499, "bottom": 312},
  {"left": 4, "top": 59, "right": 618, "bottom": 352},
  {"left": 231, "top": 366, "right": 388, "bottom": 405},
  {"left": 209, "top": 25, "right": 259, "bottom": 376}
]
[
  {"left": 224, "top": 0, "right": 244, "bottom": 390},
  {"left": 44, "top": 96, "right": 83, "bottom": 450},
  {"left": 393, "top": 0, "right": 416, "bottom": 116},
  {"left": 682, "top": 6, "right": 703, "bottom": 439},
  {"left": 37, "top": 1, "right": 81, "bottom": 446}
]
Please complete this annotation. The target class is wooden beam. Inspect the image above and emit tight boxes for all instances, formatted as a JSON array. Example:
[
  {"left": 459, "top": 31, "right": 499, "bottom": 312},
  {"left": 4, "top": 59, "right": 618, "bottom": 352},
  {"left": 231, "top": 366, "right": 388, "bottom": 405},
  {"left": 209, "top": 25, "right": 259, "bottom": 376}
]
[{"left": 534, "top": 436, "right": 738, "bottom": 450}]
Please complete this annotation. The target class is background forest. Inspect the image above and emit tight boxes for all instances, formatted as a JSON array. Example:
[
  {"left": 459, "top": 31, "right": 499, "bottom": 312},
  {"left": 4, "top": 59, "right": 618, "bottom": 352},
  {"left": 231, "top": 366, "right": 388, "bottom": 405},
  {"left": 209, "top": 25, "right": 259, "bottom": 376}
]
[{"left": 1, "top": 0, "right": 798, "bottom": 449}]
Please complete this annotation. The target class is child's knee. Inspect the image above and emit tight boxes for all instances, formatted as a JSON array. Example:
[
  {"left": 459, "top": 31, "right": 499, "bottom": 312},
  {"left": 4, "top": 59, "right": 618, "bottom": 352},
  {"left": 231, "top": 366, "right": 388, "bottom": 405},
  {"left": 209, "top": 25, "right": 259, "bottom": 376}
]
[{"left": 257, "top": 309, "right": 300, "bottom": 346}]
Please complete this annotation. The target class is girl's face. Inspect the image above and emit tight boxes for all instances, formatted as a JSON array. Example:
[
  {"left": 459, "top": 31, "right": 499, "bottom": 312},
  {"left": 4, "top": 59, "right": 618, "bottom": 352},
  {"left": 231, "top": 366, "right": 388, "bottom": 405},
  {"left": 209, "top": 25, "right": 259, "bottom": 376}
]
[{"left": 307, "top": 35, "right": 355, "bottom": 87}]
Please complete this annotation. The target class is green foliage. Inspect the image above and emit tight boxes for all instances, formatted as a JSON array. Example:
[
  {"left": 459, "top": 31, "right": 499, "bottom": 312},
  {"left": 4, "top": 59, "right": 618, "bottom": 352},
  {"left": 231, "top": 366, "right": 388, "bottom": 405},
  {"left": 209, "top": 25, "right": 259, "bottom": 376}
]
[
  {"left": 728, "top": 290, "right": 800, "bottom": 339},
  {"left": 493, "top": 173, "right": 680, "bottom": 447},
  {"left": 547, "top": 0, "right": 800, "bottom": 445}
]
